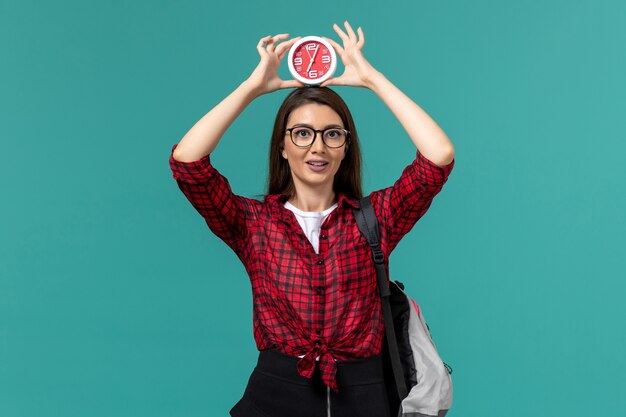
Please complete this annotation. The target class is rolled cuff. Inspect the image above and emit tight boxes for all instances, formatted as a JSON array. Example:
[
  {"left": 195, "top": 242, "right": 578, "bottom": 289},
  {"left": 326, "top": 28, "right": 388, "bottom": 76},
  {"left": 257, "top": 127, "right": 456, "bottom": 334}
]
[
  {"left": 413, "top": 150, "right": 455, "bottom": 188},
  {"left": 169, "top": 143, "right": 216, "bottom": 184}
]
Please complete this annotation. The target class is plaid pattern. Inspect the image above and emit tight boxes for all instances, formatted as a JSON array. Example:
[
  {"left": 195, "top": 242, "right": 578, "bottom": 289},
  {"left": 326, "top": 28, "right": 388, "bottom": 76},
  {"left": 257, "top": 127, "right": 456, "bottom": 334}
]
[{"left": 169, "top": 144, "right": 454, "bottom": 392}]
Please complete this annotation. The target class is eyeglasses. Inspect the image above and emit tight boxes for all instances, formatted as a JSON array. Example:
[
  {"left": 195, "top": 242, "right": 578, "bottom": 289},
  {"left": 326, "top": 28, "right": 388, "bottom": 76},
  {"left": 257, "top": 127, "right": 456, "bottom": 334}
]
[{"left": 286, "top": 126, "right": 350, "bottom": 148}]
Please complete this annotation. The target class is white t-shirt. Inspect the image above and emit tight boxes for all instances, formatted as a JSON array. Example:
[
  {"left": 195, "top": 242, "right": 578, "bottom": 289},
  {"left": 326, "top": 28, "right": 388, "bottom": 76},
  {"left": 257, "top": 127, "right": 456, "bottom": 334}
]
[{"left": 284, "top": 201, "right": 338, "bottom": 254}]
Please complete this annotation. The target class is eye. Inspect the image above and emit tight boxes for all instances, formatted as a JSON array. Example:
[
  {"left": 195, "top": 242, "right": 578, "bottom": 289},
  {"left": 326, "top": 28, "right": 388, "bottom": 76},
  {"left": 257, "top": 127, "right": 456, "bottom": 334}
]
[
  {"left": 325, "top": 129, "right": 342, "bottom": 139},
  {"left": 294, "top": 128, "right": 312, "bottom": 137}
]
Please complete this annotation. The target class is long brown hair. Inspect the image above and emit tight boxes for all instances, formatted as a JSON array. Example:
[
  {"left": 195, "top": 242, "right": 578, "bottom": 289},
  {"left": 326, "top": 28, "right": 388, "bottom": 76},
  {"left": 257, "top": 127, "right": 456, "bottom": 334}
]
[{"left": 267, "top": 87, "right": 363, "bottom": 200}]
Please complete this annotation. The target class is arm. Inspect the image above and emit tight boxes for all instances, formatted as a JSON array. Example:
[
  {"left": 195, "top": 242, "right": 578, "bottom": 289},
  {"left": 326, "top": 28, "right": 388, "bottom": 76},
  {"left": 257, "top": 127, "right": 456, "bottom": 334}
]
[
  {"left": 370, "top": 151, "right": 454, "bottom": 256},
  {"left": 172, "top": 81, "right": 259, "bottom": 162},
  {"left": 173, "top": 33, "right": 304, "bottom": 163},
  {"left": 170, "top": 33, "right": 305, "bottom": 250},
  {"left": 323, "top": 21, "right": 455, "bottom": 253},
  {"left": 321, "top": 21, "right": 455, "bottom": 166},
  {"left": 170, "top": 145, "right": 259, "bottom": 252},
  {"left": 366, "top": 73, "right": 455, "bottom": 167}
]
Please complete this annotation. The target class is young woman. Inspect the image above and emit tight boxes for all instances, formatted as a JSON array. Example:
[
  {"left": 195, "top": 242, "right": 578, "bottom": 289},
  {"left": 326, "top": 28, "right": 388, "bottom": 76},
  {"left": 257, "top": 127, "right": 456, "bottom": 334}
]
[{"left": 170, "top": 21, "right": 455, "bottom": 417}]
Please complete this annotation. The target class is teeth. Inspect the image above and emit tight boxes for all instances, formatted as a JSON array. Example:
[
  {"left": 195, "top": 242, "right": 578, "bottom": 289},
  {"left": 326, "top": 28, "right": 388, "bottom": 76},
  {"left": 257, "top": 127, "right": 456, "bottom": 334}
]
[{"left": 308, "top": 162, "right": 327, "bottom": 166}]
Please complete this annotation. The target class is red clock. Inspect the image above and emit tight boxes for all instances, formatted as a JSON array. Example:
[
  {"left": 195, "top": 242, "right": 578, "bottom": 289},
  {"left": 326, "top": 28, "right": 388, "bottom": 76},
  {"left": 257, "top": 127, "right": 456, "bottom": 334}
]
[{"left": 287, "top": 36, "right": 337, "bottom": 86}]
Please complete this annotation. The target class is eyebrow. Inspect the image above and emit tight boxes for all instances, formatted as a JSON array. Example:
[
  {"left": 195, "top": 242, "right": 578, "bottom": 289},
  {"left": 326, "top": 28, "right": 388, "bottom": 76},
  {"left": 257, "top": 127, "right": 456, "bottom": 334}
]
[{"left": 291, "top": 123, "right": 344, "bottom": 129}]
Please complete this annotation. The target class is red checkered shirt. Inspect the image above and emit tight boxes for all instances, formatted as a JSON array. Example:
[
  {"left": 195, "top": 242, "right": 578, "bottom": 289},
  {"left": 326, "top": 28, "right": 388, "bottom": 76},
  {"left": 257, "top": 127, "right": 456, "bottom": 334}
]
[{"left": 169, "top": 144, "right": 454, "bottom": 392}]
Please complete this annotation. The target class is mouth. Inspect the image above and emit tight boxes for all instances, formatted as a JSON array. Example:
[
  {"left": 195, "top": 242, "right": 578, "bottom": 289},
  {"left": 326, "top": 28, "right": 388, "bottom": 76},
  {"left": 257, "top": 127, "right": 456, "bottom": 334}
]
[
  {"left": 306, "top": 160, "right": 329, "bottom": 172},
  {"left": 306, "top": 161, "right": 329, "bottom": 166}
]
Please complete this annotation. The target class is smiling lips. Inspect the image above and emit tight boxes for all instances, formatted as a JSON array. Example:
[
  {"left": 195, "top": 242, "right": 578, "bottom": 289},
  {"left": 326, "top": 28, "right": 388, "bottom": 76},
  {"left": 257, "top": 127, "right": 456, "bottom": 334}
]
[{"left": 306, "top": 160, "right": 329, "bottom": 172}]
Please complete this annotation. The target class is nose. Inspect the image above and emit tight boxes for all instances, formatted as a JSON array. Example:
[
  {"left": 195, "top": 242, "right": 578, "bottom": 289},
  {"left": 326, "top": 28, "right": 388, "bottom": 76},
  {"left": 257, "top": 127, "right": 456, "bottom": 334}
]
[{"left": 310, "top": 131, "right": 326, "bottom": 153}]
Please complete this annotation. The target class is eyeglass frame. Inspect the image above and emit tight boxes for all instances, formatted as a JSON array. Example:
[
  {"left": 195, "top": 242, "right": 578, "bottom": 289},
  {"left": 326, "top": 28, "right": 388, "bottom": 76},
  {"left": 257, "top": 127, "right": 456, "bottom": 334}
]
[{"left": 285, "top": 126, "right": 351, "bottom": 149}]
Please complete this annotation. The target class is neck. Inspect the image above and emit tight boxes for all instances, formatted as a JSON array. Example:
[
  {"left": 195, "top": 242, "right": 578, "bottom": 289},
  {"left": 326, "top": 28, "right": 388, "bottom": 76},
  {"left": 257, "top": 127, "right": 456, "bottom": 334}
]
[{"left": 288, "top": 183, "right": 337, "bottom": 212}]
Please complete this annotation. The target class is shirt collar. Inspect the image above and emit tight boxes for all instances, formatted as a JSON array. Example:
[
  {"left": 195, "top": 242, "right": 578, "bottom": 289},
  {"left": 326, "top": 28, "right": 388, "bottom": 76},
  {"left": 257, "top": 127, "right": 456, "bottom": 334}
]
[{"left": 337, "top": 192, "right": 360, "bottom": 209}]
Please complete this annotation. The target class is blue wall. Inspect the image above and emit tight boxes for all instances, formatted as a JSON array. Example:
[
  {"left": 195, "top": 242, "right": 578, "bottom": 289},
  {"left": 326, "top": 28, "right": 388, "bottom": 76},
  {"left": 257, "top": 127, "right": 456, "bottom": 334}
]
[{"left": 1, "top": 0, "right": 625, "bottom": 415}]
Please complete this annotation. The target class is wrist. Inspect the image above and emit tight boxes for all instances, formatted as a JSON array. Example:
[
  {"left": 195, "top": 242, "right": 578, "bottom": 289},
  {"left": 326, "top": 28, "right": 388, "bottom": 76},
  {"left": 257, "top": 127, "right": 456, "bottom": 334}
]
[
  {"left": 364, "top": 69, "right": 386, "bottom": 90},
  {"left": 239, "top": 78, "right": 264, "bottom": 100}
]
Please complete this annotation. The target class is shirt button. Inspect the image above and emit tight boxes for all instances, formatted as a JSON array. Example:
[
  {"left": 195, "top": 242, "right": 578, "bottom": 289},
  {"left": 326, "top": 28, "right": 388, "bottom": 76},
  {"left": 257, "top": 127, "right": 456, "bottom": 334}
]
[
  {"left": 320, "top": 234, "right": 327, "bottom": 239},
  {"left": 315, "top": 329, "right": 321, "bottom": 335},
  {"left": 317, "top": 260, "right": 323, "bottom": 265},
  {"left": 315, "top": 287, "right": 323, "bottom": 295}
]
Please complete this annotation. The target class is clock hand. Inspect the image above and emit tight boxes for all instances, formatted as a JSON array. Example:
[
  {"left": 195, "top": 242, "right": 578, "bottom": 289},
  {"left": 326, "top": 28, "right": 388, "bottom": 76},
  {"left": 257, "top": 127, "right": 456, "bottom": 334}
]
[{"left": 306, "top": 45, "right": 320, "bottom": 73}]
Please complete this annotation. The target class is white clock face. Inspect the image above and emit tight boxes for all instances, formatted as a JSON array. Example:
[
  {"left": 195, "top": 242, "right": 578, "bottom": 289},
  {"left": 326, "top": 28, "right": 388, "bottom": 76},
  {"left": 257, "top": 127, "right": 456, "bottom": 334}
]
[{"left": 287, "top": 36, "right": 337, "bottom": 85}]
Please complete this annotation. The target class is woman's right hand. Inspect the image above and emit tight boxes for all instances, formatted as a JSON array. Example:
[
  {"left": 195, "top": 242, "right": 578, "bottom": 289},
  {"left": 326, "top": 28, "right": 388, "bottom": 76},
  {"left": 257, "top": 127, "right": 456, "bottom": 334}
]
[{"left": 246, "top": 34, "right": 305, "bottom": 96}]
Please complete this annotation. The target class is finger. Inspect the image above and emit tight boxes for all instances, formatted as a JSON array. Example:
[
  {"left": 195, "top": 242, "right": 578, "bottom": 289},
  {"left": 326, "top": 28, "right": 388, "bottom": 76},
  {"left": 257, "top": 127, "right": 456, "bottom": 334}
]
[
  {"left": 276, "top": 36, "right": 301, "bottom": 59},
  {"left": 357, "top": 27, "right": 365, "bottom": 48},
  {"left": 257, "top": 35, "right": 272, "bottom": 48},
  {"left": 257, "top": 35, "right": 272, "bottom": 57},
  {"left": 343, "top": 21, "right": 357, "bottom": 41},
  {"left": 280, "top": 79, "right": 306, "bottom": 89},
  {"left": 332, "top": 23, "right": 349, "bottom": 42},
  {"left": 257, "top": 35, "right": 272, "bottom": 47},
  {"left": 322, "top": 37, "right": 344, "bottom": 55},
  {"left": 267, "top": 33, "right": 289, "bottom": 53},
  {"left": 265, "top": 37, "right": 277, "bottom": 53},
  {"left": 320, "top": 76, "right": 342, "bottom": 87}
]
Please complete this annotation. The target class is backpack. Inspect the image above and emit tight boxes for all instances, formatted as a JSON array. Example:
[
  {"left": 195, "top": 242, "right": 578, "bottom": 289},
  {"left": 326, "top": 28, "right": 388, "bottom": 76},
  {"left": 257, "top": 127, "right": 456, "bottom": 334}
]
[{"left": 353, "top": 196, "right": 453, "bottom": 417}]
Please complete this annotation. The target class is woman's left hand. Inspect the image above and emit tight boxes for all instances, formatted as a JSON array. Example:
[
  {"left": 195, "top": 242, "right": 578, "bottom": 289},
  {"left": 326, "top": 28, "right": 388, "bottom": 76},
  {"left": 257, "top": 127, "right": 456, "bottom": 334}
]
[{"left": 320, "top": 21, "right": 379, "bottom": 88}]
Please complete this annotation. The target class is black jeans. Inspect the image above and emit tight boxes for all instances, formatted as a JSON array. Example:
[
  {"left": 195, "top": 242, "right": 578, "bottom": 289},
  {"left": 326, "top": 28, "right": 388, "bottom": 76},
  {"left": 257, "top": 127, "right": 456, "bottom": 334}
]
[{"left": 230, "top": 349, "right": 391, "bottom": 417}]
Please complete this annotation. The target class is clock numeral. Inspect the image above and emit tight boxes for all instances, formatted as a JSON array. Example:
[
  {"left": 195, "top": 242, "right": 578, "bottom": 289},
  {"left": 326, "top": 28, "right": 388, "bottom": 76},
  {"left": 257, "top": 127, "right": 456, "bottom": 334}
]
[
  {"left": 321, "top": 55, "right": 331, "bottom": 64},
  {"left": 306, "top": 43, "right": 317, "bottom": 51},
  {"left": 296, "top": 52, "right": 302, "bottom": 56},
  {"left": 308, "top": 70, "right": 318, "bottom": 78},
  {"left": 324, "top": 65, "right": 329, "bottom": 70},
  {"left": 294, "top": 57, "right": 303, "bottom": 65}
]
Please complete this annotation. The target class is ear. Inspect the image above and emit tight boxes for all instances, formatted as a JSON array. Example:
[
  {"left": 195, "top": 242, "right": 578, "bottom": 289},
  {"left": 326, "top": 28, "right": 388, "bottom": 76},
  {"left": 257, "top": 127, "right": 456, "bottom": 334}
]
[{"left": 281, "top": 148, "right": 287, "bottom": 159}]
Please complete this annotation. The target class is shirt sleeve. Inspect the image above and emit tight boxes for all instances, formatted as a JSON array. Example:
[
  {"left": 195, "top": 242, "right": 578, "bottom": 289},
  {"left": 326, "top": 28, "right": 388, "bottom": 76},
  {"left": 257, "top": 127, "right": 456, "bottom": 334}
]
[
  {"left": 168, "top": 144, "right": 259, "bottom": 253},
  {"left": 369, "top": 149, "right": 455, "bottom": 256}
]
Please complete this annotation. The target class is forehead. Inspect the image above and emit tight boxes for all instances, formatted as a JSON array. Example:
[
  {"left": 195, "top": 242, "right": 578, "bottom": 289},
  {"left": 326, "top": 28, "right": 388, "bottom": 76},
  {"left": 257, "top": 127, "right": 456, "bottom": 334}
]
[{"left": 286, "top": 103, "right": 343, "bottom": 126}]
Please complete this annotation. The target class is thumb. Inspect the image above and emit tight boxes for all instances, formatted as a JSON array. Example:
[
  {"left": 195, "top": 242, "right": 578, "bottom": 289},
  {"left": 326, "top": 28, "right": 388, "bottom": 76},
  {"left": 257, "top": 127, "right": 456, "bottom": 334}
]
[
  {"left": 320, "top": 77, "right": 340, "bottom": 87},
  {"left": 280, "top": 79, "right": 306, "bottom": 89}
]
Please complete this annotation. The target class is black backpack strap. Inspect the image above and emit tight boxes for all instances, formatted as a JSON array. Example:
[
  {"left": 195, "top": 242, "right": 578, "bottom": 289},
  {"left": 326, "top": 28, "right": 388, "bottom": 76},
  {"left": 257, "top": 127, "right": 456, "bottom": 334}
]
[
  {"left": 353, "top": 197, "right": 389, "bottom": 297},
  {"left": 353, "top": 196, "right": 408, "bottom": 402}
]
